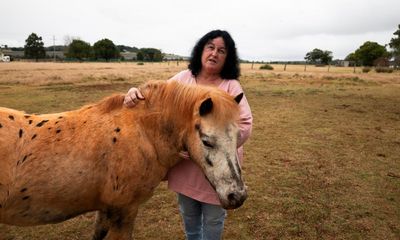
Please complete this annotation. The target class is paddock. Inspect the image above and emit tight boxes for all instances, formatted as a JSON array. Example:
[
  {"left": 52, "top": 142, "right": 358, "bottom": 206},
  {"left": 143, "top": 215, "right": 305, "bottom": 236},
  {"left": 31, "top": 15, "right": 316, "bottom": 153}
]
[{"left": 0, "top": 62, "right": 399, "bottom": 239}]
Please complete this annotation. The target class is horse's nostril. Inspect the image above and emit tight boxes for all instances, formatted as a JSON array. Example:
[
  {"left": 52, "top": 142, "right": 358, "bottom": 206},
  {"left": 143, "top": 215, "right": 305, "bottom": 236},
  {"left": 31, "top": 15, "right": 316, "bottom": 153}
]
[{"left": 228, "top": 193, "right": 236, "bottom": 202}]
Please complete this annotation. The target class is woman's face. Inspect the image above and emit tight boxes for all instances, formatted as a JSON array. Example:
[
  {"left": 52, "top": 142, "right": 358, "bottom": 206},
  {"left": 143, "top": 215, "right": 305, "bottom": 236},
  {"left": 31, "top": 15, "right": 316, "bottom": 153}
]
[{"left": 201, "top": 37, "right": 227, "bottom": 75}]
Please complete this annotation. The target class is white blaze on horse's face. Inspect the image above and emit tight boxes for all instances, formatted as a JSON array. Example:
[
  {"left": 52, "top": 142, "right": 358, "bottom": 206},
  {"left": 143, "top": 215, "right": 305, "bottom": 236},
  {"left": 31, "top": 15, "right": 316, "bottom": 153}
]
[{"left": 188, "top": 96, "right": 247, "bottom": 209}]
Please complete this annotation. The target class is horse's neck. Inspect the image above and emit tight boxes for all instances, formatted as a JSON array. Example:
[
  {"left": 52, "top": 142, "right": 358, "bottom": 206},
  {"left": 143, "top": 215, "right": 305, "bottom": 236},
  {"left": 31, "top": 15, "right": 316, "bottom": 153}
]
[
  {"left": 138, "top": 90, "right": 194, "bottom": 168},
  {"left": 136, "top": 111, "right": 185, "bottom": 168}
]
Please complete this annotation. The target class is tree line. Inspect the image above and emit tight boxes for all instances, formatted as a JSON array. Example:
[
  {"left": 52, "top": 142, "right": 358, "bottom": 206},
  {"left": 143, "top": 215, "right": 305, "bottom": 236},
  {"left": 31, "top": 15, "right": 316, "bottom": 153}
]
[
  {"left": 13, "top": 24, "right": 400, "bottom": 66},
  {"left": 22, "top": 33, "right": 164, "bottom": 62},
  {"left": 305, "top": 24, "right": 399, "bottom": 67}
]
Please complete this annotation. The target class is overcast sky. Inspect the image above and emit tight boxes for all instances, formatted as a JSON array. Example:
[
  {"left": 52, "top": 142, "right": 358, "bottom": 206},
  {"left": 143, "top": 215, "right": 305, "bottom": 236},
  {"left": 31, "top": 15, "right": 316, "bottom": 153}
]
[{"left": 1, "top": 0, "right": 399, "bottom": 61}]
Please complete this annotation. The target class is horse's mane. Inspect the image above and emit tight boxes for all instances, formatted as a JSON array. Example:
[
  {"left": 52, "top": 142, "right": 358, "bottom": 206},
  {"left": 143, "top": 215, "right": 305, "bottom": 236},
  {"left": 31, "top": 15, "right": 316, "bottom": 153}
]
[
  {"left": 141, "top": 81, "right": 240, "bottom": 123},
  {"left": 90, "top": 81, "right": 239, "bottom": 124},
  {"left": 90, "top": 94, "right": 125, "bottom": 113}
]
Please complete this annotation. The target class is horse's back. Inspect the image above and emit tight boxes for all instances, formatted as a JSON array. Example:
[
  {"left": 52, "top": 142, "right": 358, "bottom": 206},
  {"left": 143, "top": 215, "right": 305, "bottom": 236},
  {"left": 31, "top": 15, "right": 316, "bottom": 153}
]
[
  {"left": 0, "top": 102, "right": 160, "bottom": 226},
  {"left": 0, "top": 106, "right": 101, "bottom": 225}
]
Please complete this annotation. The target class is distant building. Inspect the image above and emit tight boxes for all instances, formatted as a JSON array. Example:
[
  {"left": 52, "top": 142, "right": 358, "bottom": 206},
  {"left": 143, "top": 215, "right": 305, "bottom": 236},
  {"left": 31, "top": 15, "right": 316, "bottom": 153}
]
[
  {"left": 46, "top": 51, "right": 65, "bottom": 59},
  {"left": 1, "top": 51, "right": 10, "bottom": 62},
  {"left": 163, "top": 53, "right": 188, "bottom": 61},
  {"left": 0, "top": 49, "right": 13, "bottom": 61},
  {"left": 335, "top": 60, "right": 350, "bottom": 67},
  {"left": 2, "top": 49, "right": 23, "bottom": 59},
  {"left": 120, "top": 51, "right": 137, "bottom": 61}
]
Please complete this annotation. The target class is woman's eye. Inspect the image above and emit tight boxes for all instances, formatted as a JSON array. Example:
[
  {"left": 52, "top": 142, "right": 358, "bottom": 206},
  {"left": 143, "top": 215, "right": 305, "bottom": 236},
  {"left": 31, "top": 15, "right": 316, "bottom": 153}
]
[{"left": 202, "top": 140, "right": 214, "bottom": 148}]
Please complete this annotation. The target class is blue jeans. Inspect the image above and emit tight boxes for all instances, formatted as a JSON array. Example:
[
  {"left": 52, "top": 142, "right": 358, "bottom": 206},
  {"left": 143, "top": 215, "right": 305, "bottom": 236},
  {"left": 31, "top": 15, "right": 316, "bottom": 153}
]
[{"left": 178, "top": 193, "right": 227, "bottom": 240}]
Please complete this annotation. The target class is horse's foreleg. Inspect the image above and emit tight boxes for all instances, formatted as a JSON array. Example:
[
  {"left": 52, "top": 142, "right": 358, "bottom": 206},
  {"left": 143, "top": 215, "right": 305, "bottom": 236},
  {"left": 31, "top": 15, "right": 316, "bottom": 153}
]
[
  {"left": 93, "top": 207, "right": 138, "bottom": 240},
  {"left": 93, "top": 211, "right": 111, "bottom": 240}
]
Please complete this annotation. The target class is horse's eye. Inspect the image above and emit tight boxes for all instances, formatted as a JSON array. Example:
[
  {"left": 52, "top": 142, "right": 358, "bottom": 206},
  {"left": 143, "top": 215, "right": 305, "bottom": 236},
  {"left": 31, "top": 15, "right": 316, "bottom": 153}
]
[{"left": 202, "top": 140, "right": 214, "bottom": 148}]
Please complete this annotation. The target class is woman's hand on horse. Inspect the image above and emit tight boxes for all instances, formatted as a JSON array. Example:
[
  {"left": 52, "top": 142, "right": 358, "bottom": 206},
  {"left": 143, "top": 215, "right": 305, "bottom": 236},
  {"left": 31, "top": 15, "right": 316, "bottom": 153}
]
[{"left": 124, "top": 87, "right": 145, "bottom": 107}]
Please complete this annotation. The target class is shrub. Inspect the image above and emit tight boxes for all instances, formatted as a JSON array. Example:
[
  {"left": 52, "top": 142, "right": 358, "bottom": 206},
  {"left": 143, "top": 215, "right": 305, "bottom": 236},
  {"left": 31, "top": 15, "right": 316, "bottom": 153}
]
[
  {"left": 375, "top": 67, "right": 393, "bottom": 73},
  {"left": 362, "top": 67, "right": 371, "bottom": 73},
  {"left": 260, "top": 64, "right": 274, "bottom": 70},
  {"left": 137, "top": 62, "right": 144, "bottom": 65}
]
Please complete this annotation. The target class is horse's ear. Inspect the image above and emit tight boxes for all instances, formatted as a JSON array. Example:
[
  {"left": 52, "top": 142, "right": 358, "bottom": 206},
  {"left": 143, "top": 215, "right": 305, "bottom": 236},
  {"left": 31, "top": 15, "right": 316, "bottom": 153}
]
[
  {"left": 234, "top": 93, "right": 243, "bottom": 104},
  {"left": 199, "top": 98, "right": 213, "bottom": 116}
]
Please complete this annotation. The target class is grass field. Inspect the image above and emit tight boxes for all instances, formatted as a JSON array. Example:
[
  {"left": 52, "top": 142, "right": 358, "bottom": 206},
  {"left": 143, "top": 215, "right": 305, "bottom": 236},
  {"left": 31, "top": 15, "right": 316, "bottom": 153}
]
[{"left": 0, "top": 62, "right": 399, "bottom": 239}]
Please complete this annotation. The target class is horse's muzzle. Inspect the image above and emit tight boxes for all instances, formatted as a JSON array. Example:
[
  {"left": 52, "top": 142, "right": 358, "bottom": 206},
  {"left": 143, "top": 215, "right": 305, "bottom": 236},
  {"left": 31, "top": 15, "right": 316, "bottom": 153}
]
[{"left": 222, "top": 189, "right": 248, "bottom": 209}]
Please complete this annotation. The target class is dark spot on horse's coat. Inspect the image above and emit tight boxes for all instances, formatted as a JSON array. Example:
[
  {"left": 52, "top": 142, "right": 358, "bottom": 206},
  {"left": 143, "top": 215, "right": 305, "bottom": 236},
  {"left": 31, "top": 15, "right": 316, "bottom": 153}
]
[
  {"left": 58, "top": 116, "right": 63, "bottom": 119},
  {"left": 28, "top": 120, "right": 33, "bottom": 124},
  {"left": 55, "top": 121, "right": 59, "bottom": 124},
  {"left": 205, "top": 156, "right": 213, "bottom": 167},
  {"left": 114, "top": 127, "right": 120, "bottom": 132},
  {"left": 83, "top": 121, "right": 87, "bottom": 124},
  {"left": 113, "top": 137, "right": 117, "bottom": 143},
  {"left": 48, "top": 127, "right": 52, "bottom": 130},
  {"left": 162, "top": 121, "right": 174, "bottom": 137},
  {"left": 22, "top": 196, "right": 30, "bottom": 200},
  {"left": 0, "top": 123, "right": 2, "bottom": 128},
  {"left": 112, "top": 175, "right": 120, "bottom": 191},
  {"left": 226, "top": 154, "right": 241, "bottom": 186},
  {"left": 36, "top": 120, "right": 49, "bottom": 127},
  {"left": 0, "top": 204, "right": 2, "bottom": 208},
  {"left": 24, "top": 115, "right": 31, "bottom": 119},
  {"left": 195, "top": 124, "right": 200, "bottom": 130},
  {"left": 19, "top": 129, "right": 23, "bottom": 138},
  {"left": 32, "top": 134, "right": 37, "bottom": 140},
  {"left": 9, "top": 115, "right": 14, "bottom": 120},
  {"left": 21, "top": 153, "right": 32, "bottom": 164},
  {"left": 56, "top": 129, "right": 61, "bottom": 134},
  {"left": 20, "top": 188, "right": 28, "bottom": 193}
]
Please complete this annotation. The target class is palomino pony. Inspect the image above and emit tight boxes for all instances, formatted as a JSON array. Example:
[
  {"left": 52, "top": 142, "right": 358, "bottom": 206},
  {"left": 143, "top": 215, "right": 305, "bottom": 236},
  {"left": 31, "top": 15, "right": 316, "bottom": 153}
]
[{"left": 0, "top": 80, "right": 247, "bottom": 239}]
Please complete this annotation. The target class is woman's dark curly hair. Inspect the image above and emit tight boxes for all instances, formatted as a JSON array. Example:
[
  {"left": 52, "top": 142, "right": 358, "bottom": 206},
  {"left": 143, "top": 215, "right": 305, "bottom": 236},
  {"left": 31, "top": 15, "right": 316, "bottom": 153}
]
[{"left": 188, "top": 30, "right": 240, "bottom": 80}]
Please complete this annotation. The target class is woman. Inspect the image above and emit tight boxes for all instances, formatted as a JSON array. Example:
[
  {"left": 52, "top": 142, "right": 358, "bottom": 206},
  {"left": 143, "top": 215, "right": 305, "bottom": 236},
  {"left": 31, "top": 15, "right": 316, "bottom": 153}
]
[{"left": 124, "top": 30, "right": 253, "bottom": 240}]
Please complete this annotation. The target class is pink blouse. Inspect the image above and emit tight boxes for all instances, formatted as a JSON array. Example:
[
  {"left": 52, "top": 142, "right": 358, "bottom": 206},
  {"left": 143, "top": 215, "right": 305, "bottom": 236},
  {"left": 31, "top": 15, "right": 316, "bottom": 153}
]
[{"left": 167, "top": 70, "right": 253, "bottom": 205}]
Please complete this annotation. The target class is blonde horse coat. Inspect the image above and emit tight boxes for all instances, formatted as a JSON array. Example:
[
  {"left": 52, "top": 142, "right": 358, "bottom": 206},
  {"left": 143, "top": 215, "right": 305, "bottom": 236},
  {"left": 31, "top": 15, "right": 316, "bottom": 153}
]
[{"left": 0, "top": 81, "right": 246, "bottom": 239}]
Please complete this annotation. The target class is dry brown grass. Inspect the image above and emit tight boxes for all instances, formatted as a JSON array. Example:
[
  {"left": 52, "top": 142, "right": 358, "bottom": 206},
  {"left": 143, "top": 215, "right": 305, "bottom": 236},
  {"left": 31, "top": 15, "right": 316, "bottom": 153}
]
[{"left": 0, "top": 62, "right": 399, "bottom": 239}]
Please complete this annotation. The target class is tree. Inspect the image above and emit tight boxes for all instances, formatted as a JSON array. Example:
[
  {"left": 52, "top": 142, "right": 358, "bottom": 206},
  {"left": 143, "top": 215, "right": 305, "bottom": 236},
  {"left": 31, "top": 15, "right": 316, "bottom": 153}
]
[
  {"left": 354, "top": 41, "right": 388, "bottom": 66},
  {"left": 66, "top": 39, "right": 92, "bottom": 61},
  {"left": 137, "top": 51, "right": 144, "bottom": 61},
  {"left": 93, "top": 38, "right": 119, "bottom": 61},
  {"left": 117, "top": 45, "right": 139, "bottom": 53},
  {"left": 304, "top": 48, "right": 333, "bottom": 65},
  {"left": 137, "top": 48, "right": 163, "bottom": 62},
  {"left": 345, "top": 52, "right": 358, "bottom": 66},
  {"left": 389, "top": 24, "right": 400, "bottom": 67},
  {"left": 24, "top": 33, "right": 45, "bottom": 61}
]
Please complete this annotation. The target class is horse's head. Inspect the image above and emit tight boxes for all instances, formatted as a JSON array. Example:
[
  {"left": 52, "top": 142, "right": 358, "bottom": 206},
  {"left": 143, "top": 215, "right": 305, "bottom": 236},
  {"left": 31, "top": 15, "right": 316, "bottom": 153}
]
[{"left": 185, "top": 90, "right": 247, "bottom": 209}]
